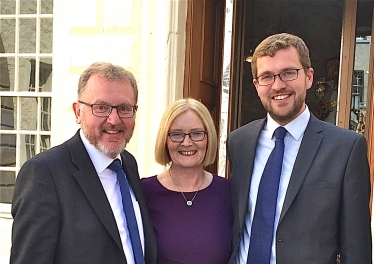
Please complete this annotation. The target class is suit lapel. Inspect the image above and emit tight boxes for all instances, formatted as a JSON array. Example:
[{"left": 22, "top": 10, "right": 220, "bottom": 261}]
[
  {"left": 279, "top": 116, "right": 323, "bottom": 222},
  {"left": 236, "top": 119, "right": 265, "bottom": 229},
  {"left": 68, "top": 131, "right": 124, "bottom": 252}
]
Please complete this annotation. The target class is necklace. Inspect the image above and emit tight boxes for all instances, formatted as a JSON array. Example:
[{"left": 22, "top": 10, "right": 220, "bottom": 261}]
[{"left": 169, "top": 169, "right": 204, "bottom": 206}]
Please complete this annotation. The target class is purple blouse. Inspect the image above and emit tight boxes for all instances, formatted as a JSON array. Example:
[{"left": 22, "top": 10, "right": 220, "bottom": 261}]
[{"left": 141, "top": 174, "right": 233, "bottom": 264}]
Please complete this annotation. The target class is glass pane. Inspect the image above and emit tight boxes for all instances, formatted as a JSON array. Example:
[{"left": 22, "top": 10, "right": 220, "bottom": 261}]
[
  {"left": 18, "top": 57, "right": 35, "bottom": 92},
  {"left": 20, "top": 134, "right": 35, "bottom": 165},
  {"left": 1, "top": 96, "right": 15, "bottom": 130},
  {"left": 40, "top": 135, "right": 50, "bottom": 152},
  {"left": 0, "top": 171, "right": 15, "bottom": 204},
  {"left": 41, "top": 97, "right": 51, "bottom": 131},
  {"left": 314, "top": 58, "right": 340, "bottom": 124},
  {"left": 39, "top": 58, "right": 52, "bottom": 92},
  {"left": 349, "top": 0, "right": 373, "bottom": 134},
  {"left": 19, "top": 18, "right": 36, "bottom": 53},
  {"left": 0, "top": 19, "right": 16, "bottom": 53},
  {"left": 20, "top": 97, "right": 37, "bottom": 130},
  {"left": 350, "top": 38, "right": 371, "bottom": 133},
  {"left": 20, "top": 0, "right": 37, "bottom": 14},
  {"left": 1, "top": 57, "right": 15, "bottom": 92},
  {"left": 41, "top": 0, "right": 53, "bottom": 14},
  {"left": 0, "top": 56, "right": 11, "bottom": 90},
  {"left": 0, "top": 134, "right": 16, "bottom": 167},
  {"left": 0, "top": 0, "right": 16, "bottom": 14},
  {"left": 40, "top": 18, "right": 53, "bottom": 53}
]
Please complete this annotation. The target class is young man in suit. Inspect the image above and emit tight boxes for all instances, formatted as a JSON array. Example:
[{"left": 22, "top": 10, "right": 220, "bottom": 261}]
[
  {"left": 227, "top": 33, "right": 371, "bottom": 263},
  {"left": 11, "top": 62, "right": 157, "bottom": 264}
]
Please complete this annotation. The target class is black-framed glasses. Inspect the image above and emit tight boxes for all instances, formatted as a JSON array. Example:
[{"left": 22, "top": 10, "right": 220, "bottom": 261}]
[
  {"left": 255, "top": 68, "right": 307, "bottom": 86},
  {"left": 168, "top": 131, "right": 207, "bottom": 143},
  {"left": 78, "top": 101, "right": 136, "bottom": 118}
]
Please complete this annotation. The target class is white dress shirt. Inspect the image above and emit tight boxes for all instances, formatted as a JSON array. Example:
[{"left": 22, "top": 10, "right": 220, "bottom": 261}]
[
  {"left": 235, "top": 106, "right": 310, "bottom": 264},
  {"left": 80, "top": 130, "right": 145, "bottom": 264}
]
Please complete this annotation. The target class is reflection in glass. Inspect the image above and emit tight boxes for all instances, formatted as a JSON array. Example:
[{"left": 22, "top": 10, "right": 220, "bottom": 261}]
[
  {"left": 41, "top": 97, "right": 51, "bottom": 131},
  {"left": 1, "top": 96, "right": 15, "bottom": 130},
  {"left": 22, "top": 134, "right": 36, "bottom": 163},
  {"left": 7, "top": 57, "right": 15, "bottom": 92},
  {"left": 41, "top": 0, "right": 54, "bottom": 14},
  {"left": 350, "top": 36, "right": 371, "bottom": 134},
  {"left": 40, "top": 135, "right": 50, "bottom": 152},
  {"left": 18, "top": 57, "right": 35, "bottom": 92},
  {"left": 37, "top": 59, "right": 53, "bottom": 92},
  {"left": 40, "top": 18, "right": 53, "bottom": 53},
  {"left": 314, "top": 58, "right": 340, "bottom": 124},
  {"left": 0, "top": 57, "right": 15, "bottom": 92},
  {"left": 20, "top": 58, "right": 53, "bottom": 92},
  {"left": 0, "top": 134, "right": 16, "bottom": 167},
  {"left": 20, "top": 97, "right": 37, "bottom": 130},
  {"left": 19, "top": 18, "right": 36, "bottom": 53},
  {"left": 0, "top": 171, "right": 15, "bottom": 203},
  {"left": 0, "top": 35, "right": 10, "bottom": 90},
  {"left": 0, "top": 0, "right": 53, "bottom": 210},
  {"left": 20, "top": 0, "right": 37, "bottom": 14},
  {"left": 0, "top": 0, "right": 16, "bottom": 15},
  {"left": 0, "top": 33, "right": 15, "bottom": 92},
  {"left": 0, "top": 19, "right": 16, "bottom": 53}
]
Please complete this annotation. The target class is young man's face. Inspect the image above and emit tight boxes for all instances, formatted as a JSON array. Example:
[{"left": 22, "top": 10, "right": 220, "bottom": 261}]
[{"left": 253, "top": 47, "right": 314, "bottom": 125}]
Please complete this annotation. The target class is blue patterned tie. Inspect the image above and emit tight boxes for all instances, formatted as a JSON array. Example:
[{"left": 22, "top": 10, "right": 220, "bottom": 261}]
[
  {"left": 108, "top": 159, "right": 145, "bottom": 264},
  {"left": 247, "top": 126, "right": 287, "bottom": 264}
]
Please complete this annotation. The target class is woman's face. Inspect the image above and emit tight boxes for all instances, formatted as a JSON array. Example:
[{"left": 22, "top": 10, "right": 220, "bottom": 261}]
[{"left": 167, "top": 110, "right": 208, "bottom": 169}]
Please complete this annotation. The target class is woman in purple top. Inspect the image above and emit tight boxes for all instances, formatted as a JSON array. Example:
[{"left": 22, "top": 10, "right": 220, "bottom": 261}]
[{"left": 141, "top": 98, "right": 232, "bottom": 264}]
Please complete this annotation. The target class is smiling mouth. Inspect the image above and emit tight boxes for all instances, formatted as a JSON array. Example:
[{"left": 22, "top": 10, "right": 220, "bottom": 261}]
[
  {"left": 179, "top": 151, "right": 197, "bottom": 156},
  {"left": 105, "top": 130, "right": 122, "bottom": 134},
  {"left": 103, "top": 126, "right": 125, "bottom": 134},
  {"left": 273, "top": 94, "right": 290, "bottom": 100}
]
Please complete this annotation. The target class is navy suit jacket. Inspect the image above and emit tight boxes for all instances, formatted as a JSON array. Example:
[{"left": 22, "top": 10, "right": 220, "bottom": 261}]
[
  {"left": 227, "top": 115, "right": 371, "bottom": 264},
  {"left": 11, "top": 130, "right": 157, "bottom": 264}
]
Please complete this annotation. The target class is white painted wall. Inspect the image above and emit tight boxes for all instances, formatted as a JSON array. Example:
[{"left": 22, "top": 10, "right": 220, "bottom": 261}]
[
  {"left": 52, "top": 0, "right": 187, "bottom": 177},
  {"left": 0, "top": 0, "right": 187, "bottom": 261}
]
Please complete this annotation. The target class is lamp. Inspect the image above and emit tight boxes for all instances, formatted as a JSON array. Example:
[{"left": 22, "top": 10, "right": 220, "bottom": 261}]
[
  {"left": 245, "top": 0, "right": 255, "bottom": 63},
  {"left": 245, "top": 49, "right": 253, "bottom": 62}
]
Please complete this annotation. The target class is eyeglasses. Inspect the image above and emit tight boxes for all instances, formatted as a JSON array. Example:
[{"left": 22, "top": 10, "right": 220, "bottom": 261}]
[
  {"left": 78, "top": 101, "right": 136, "bottom": 118},
  {"left": 255, "top": 68, "right": 307, "bottom": 86},
  {"left": 168, "top": 131, "right": 207, "bottom": 143}
]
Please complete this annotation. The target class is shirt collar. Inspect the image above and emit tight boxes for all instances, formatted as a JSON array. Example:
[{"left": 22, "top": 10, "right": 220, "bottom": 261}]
[
  {"left": 79, "top": 129, "right": 121, "bottom": 174},
  {"left": 265, "top": 104, "right": 310, "bottom": 140}
]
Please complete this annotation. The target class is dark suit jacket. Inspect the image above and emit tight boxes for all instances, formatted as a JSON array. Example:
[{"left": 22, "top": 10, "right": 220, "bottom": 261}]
[
  {"left": 227, "top": 115, "right": 372, "bottom": 264},
  {"left": 10, "top": 130, "right": 157, "bottom": 264}
]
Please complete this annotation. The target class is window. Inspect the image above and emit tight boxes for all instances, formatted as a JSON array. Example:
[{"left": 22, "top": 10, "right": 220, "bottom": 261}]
[{"left": 0, "top": 0, "right": 53, "bottom": 207}]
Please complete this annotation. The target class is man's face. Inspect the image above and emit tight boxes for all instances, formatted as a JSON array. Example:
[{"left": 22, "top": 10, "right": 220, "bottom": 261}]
[
  {"left": 73, "top": 74, "right": 137, "bottom": 158},
  {"left": 253, "top": 47, "right": 314, "bottom": 125}
]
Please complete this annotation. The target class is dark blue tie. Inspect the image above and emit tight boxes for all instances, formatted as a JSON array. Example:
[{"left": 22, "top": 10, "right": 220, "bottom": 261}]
[
  {"left": 247, "top": 126, "right": 287, "bottom": 264},
  {"left": 108, "top": 159, "right": 145, "bottom": 264}
]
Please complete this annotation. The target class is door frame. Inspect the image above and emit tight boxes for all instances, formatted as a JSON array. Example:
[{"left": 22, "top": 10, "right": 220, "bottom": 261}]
[
  {"left": 227, "top": 0, "right": 374, "bottom": 198},
  {"left": 337, "top": 0, "right": 374, "bottom": 207}
]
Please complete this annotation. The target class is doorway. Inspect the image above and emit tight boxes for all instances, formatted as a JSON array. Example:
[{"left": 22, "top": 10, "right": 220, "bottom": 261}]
[{"left": 225, "top": 0, "right": 374, "bottom": 193}]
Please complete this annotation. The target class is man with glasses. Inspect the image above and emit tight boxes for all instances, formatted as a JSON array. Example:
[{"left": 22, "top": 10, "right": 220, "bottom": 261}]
[
  {"left": 11, "top": 62, "right": 157, "bottom": 264},
  {"left": 227, "top": 33, "right": 371, "bottom": 263}
]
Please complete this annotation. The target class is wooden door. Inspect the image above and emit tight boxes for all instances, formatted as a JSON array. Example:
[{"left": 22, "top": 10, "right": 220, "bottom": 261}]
[
  {"left": 331, "top": 0, "right": 374, "bottom": 208},
  {"left": 184, "top": 0, "right": 225, "bottom": 174}
]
